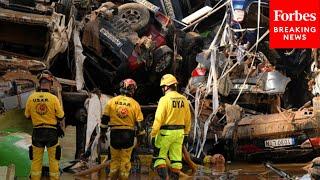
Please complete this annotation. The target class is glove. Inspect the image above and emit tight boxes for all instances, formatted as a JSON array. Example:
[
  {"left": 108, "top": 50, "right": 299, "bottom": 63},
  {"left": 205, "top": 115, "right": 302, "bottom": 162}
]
[
  {"left": 137, "top": 129, "right": 146, "bottom": 145},
  {"left": 183, "top": 135, "right": 188, "bottom": 145},
  {"left": 57, "top": 123, "right": 64, "bottom": 138},
  {"left": 100, "top": 127, "right": 108, "bottom": 143},
  {"left": 138, "top": 129, "right": 146, "bottom": 136}
]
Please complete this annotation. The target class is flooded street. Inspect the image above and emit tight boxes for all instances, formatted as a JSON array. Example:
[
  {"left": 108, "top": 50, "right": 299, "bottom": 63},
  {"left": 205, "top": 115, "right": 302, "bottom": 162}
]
[
  {"left": 198, "top": 162, "right": 308, "bottom": 179},
  {"left": 61, "top": 160, "right": 309, "bottom": 179},
  {"left": 60, "top": 126, "right": 309, "bottom": 180},
  {"left": 1, "top": 0, "right": 319, "bottom": 179},
  {"left": 0, "top": 110, "right": 310, "bottom": 179}
]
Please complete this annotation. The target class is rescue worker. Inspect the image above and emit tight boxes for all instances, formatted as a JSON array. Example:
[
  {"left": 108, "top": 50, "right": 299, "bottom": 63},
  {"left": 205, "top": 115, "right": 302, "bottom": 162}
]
[
  {"left": 100, "top": 78, "right": 144, "bottom": 179},
  {"left": 151, "top": 74, "right": 191, "bottom": 180},
  {"left": 25, "top": 73, "right": 65, "bottom": 180}
]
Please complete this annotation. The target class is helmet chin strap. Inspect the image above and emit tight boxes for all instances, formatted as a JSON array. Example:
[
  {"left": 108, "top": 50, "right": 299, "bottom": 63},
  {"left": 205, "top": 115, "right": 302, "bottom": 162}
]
[{"left": 162, "top": 86, "right": 170, "bottom": 94}]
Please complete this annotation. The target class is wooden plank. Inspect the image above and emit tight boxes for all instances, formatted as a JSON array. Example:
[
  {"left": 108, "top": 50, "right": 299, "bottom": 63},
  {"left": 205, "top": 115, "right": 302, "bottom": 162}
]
[
  {"left": 7, "top": 164, "right": 15, "bottom": 180},
  {"left": 0, "top": 165, "right": 15, "bottom": 180},
  {"left": 74, "top": 162, "right": 109, "bottom": 177},
  {"left": 0, "top": 166, "right": 8, "bottom": 180},
  {"left": 56, "top": 77, "right": 77, "bottom": 86}
]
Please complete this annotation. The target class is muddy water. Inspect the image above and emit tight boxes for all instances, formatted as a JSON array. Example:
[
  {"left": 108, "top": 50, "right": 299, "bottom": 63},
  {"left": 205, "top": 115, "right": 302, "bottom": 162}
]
[
  {"left": 0, "top": 110, "right": 309, "bottom": 179},
  {"left": 132, "top": 162, "right": 307, "bottom": 179},
  {"left": 61, "top": 161, "right": 309, "bottom": 179},
  {"left": 197, "top": 162, "right": 308, "bottom": 179},
  {"left": 60, "top": 127, "right": 310, "bottom": 179}
]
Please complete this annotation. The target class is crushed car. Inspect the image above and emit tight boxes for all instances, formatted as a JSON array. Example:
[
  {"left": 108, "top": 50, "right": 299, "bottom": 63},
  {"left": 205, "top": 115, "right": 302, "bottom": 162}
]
[
  {"left": 222, "top": 104, "right": 320, "bottom": 162},
  {"left": 0, "top": 0, "right": 75, "bottom": 111},
  {"left": 185, "top": 0, "right": 316, "bottom": 162},
  {"left": 1, "top": 0, "right": 318, "bottom": 168},
  {"left": 81, "top": 1, "right": 204, "bottom": 103}
]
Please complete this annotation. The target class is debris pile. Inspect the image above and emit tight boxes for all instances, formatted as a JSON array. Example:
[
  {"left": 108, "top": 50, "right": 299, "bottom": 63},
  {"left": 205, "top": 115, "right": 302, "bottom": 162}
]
[{"left": 0, "top": 0, "right": 319, "bottom": 174}]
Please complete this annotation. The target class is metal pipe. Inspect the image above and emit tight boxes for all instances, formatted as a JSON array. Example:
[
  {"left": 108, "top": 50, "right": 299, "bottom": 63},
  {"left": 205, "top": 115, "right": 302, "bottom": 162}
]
[{"left": 182, "top": 0, "right": 230, "bottom": 31}]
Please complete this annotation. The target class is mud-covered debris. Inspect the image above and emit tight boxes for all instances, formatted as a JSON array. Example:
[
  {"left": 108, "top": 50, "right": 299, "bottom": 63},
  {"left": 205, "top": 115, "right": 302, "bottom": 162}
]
[{"left": 225, "top": 104, "right": 242, "bottom": 124}]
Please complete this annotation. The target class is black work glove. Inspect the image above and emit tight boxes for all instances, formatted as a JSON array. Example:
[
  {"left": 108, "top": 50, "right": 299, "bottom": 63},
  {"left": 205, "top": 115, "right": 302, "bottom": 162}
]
[
  {"left": 100, "top": 127, "right": 107, "bottom": 143},
  {"left": 183, "top": 135, "right": 189, "bottom": 145},
  {"left": 137, "top": 129, "right": 146, "bottom": 145},
  {"left": 57, "top": 123, "right": 64, "bottom": 138}
]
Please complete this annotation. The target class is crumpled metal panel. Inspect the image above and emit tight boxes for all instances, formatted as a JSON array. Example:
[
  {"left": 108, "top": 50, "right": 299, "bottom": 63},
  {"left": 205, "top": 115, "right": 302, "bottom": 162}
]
[
  {"left": 0, "top": 58, "right": 46, "bottom": 72},
  {"left": 1, "top": 91, "right": 32, "bottom": 110},
  {"left": 74, "top": 26, "right": 86, "bottom": 91},
  {"left": 236, "top": 109, "right": 319, "bottom": 138},
  {"left": 231, "top": 71, "right": 291, "bottom": 94},
  {"left": 1, "top": 95, "right": 19, "bottom": 110},
  {"left": 0, "top": 8, "right": 52, "bottom": 25},
  {"left": 1, "top": 70, "right": 38, "bottom": 84},
  {"left": 0, "top": 69, "right": 37, "bottom": 110},
  {"left": 45, "top": 12, "right": 74, "bottom": 64},
  {"left": 0, "top": 7, "right": 74, "bottom": 66},
  {"left": 258, "top": 71, "right": 291, "bottom": 94}
]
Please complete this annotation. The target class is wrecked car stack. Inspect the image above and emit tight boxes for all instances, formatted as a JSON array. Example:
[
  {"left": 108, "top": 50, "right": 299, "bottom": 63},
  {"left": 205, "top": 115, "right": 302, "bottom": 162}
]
[
  {"left": 0, "top": 0, "right": 319, "bottom": 172},
  {"left": 185, "top": 0, "right": 317, "bottom": 162}
]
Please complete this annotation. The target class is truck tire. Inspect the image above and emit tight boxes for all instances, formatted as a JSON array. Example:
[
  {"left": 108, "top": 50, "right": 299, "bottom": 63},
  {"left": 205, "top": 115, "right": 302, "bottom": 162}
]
[
  {"left": 153, "top": 45, "right": 173, "bottom": 73},
  {"left": 118, "top": 3, "right": 150, "bottom": 32}
]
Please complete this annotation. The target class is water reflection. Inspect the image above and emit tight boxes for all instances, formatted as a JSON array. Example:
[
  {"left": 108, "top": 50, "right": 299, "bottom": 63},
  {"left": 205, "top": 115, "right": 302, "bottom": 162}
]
[{"left": 128, "top": 161, "right": 310, "bottom": 179}]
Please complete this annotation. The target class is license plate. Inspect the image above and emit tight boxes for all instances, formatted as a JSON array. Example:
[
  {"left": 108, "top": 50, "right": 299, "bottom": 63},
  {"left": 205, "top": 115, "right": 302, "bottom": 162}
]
[
  {"left": 100, "top": 28, "right": 123, "bottom": 47},
  {"left": 233, "top": 84, "right": 250, "bottom": 90},
  {"left": 265, "top": 138, "right": 295, "bottom": 148}
]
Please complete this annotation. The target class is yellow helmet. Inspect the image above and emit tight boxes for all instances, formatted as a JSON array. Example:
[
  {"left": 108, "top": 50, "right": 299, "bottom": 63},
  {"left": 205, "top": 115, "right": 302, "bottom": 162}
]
[{"left": 160, "top": 74, "right": 178, "bottom": 87}]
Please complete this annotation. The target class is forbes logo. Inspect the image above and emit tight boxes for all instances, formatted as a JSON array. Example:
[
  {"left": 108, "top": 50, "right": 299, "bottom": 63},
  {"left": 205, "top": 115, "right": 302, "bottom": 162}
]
[
  {"left": 273, "top": 10, "right": 316, "bottom": 22},
  {"left": 270, "top": 0, "right": 320, "bottom": 48}
]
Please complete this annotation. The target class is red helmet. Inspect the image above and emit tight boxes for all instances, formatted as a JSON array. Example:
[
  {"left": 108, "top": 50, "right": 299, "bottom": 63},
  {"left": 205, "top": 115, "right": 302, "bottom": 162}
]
[{"left": 120, "top": 78, "right": 137, "bottom": 96}]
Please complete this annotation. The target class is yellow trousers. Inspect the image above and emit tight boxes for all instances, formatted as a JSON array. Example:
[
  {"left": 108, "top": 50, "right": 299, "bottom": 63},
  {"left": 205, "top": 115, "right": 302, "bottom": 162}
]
[
  {"left": 31, "top": 143, "right": 60, "bottom": 180},
  {"left": 109, "top": 146, "right": 134, "bottom": 180},
  {"left": 153, "top": 129, "right": 184, "bottom": 169}
]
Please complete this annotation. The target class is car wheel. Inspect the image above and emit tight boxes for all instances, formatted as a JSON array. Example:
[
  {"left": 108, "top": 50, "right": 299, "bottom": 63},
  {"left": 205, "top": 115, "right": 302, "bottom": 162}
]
[
  {"left": 153, "top": 45, "right": 173, "bottom": 73},
  {"left": 117, "top": 3, "right": 150, "bottom": 32}
]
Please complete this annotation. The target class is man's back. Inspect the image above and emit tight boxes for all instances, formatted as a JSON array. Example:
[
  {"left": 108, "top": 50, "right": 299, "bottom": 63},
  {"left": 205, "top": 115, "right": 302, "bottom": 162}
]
[
  {"left": 25, "top": 91, "right": 64, "bottom": 126},
  {"left": 105, "top": 95, "right": 143, "bottom": 129},
  {"left": 151, "top": 91, "right": 191, "bottom": 138},
  {"left": 159, "top": 91, "right": 190, "bottom": 125}
]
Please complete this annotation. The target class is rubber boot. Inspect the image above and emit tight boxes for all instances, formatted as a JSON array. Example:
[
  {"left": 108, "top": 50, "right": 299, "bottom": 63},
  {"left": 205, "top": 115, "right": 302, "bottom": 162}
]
[
  {"left": 170, "top": 168, "right": 181, "bottom": 180},
  {"left": 171, "top": 172, "right": 180, "bottom": 180},
  {"left": 156, "top": 166, "right": 169, "bottom": 180}
]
